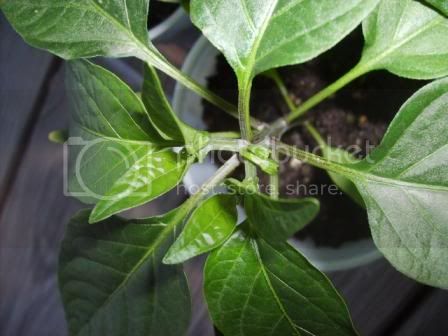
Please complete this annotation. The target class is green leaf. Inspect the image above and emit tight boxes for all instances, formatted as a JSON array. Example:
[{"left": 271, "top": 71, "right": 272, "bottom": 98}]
[
  {"left": 190, "top": 0, "right": 380, "bottom": 79},
  {"left": 59, "top": 208, "right": 191, "bottom": 336},
  {"left": 423, "top": 0, "right": 448, "bottom": 16},
  {"left": 142, "top": 64, "right": 204, "bottom": 145},
  {"left": 348, "top": 77, "right": 448, "bottom": 288},
  {"left": 244, "top": 193, "right": 319, "bottom": 242},
  {"left": 90, "top": 149, "right": 191, "bottom": 223},
  {"left": 163, "top": 194, "right": 238, "bottom": 264},
  {"left": 204, "top": 226, "right": 358, "bottom": 336},
  {"left": 284, "top": 78, "right": 448, "bottom": 288},
  {"left": 1, "top": 0, "right": 153, "bottom": 60},
  {"left": 67, "top": 60, "right": 167, "bottom": 144},
  {"left": 361, "top": 0, "right": 448, "bottom": 79},
  {"left": 67, "top": 126, "right": 159, "bottom": 205}
]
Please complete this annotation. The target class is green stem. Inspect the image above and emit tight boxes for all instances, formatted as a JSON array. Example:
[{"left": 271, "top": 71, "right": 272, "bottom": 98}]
[
  {"left": 276, "top": 141, "right": 359, "bottom": 180},
  {"left": 211, "top": 131, "right": 241, "bottom": 139},
  {"left": 285, "top": 62, "right": 368, "bottom": 123},
  {"left": 265, "top": 69, "right": 298, "bottom": 114},
  {"left": 238, "top": 78, "right": 257, "bottom": 178},
  {"left": 141, "top": 49, "right": 265, "bottom": 130},
  {"left": 189, "top": 154, "right": 241, "bottom": 202},
  {"left": 304, "top": 121, "right": 326, "bottom": 148},
  {"left": 269, "top": 141, "right": 280, "bottom": 200}
]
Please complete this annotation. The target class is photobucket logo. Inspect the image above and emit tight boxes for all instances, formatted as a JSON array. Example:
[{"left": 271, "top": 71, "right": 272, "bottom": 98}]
[{"left": 63, "top": 136, "right": 155, "bottom": 201}]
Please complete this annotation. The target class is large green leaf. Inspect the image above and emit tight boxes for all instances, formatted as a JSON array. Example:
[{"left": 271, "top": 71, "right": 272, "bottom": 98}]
[
  {"left": 67, "top": 60, "right": 166, "bottom": 143},
  {"left": 1, "top": 0, "right": 153, "bottom": 59},
  {"left": 423, "top": 0, "right": 448, "bottom": 16},
  {"left": 283, "top": 78, "right": 448, "bottom": 288},
  {"left": 244, "top": 192, "right": 319, "bottom": 242},
  {"left": 59, "top": 208, "right": 191, "bottom": 336},
  {"left": 204, "top": 226, "right": 358, "bottom": 336},
  {"left": 361, "top": 0, "right": 448, "bottom": 79},
  {"left": 348, "top": 77, "right": 448, "bottom": 288},
  {"left": 164, "top": 194, "right": 238, "bottom": 264},
  {"left": 90, "top": 149, "right": 191, "bottom": 223},
  {"left": 190, "top": 0, "right": 380, "bottom": 79}
]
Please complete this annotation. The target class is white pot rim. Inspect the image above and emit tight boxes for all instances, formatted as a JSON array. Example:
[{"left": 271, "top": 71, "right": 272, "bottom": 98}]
[
  {"left": 149, "top": 7, "right": 188, "bottom": 42},
  {"left": 173, "top": 35, "right": 382, "bottom": 272}
]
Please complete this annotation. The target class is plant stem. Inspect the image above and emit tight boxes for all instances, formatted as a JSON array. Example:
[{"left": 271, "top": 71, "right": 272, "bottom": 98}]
[
  {"left": 238, "top": 77, "right": 258, "bottom": 179},
  {"left": 211, "top": 131, "right": 241, "bottom": 139},
  {"left": 265, "top": 69, "right": 298, "bottom": 114},
  {"left": 304, "top": 122, "right": 326, "bottom": 148},
  {"left": 285, "top": 62, "right": 368, "bottom": 123},
  {"left": 238, "top": 79, "right": 254, "bottom": 141},
  {"left": 172, "top": 155, "right": 241, "bottom": 228},
  {"left": 269, "top": 140, "right": 280, "bottom": 199},
  {"left": 141, "top": 49, "right": 265, "bottom": 130}
]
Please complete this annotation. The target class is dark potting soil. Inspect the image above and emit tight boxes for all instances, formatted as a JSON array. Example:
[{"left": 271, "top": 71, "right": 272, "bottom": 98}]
[
  {"left": 201, "top": 28, "right": 426, "bottom": 248},
  {"left": 147, "top": 1, "right": 178, "bottom": 29}
]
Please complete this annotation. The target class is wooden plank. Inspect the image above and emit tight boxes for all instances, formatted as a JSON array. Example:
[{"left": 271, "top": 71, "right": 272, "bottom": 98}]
[
  {"left": 329, "top": 259, "right": 430, "bottom": 336},
  {"left": 0, "top": 59, "right": 196, "bottom": 335},
  {"left": 391, "top": 289, "right": 448, "bottom": 335},
  {"left": 0, "top": 14, "right": 55, "bottom": 202}
]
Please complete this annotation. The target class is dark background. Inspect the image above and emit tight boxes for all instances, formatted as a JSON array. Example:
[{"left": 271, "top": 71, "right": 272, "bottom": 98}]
[{"left": 1, "top": 12, "right": 447, "bottom": 336}]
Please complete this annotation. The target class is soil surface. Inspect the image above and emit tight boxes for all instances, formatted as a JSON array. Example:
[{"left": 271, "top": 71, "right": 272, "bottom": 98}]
[
  {"left": 202, "top": 28, "right": 426, "bottom": 247},
  {"left": 148, "top": 1, "right": 178, "bottom": 29}
]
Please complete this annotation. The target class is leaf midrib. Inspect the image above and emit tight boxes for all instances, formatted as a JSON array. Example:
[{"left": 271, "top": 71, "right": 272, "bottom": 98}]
[
  {"left": 362, "top": 15, "right": 444, "bottom": 70},
  {"left": 251, "top": 239, "right": 302, "bottom": 336},
  {"left": 74, "top": 218, "right": 179, "bottom": 336}
]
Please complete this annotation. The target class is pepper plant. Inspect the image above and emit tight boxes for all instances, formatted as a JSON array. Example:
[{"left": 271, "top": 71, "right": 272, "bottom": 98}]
[{"left": 2, "top": 0, "right": 448, "bottom": 335}]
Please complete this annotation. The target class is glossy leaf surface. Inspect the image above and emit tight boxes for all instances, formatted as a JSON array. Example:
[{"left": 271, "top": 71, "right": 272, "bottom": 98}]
[
  {"left": 164, "top": 194, "right": 238, "bottom": 264},
  {"left": 191, "top": 0, "right": 380, "bottom": 78},
  {"left": 66, "top": 60, "right": 170, "bottom": 205},
  {"left": 142, "top": 65, "right": 198, "bottom": 143},
  {"left": 424, "top": 0, "right": 448, "bottom": 16},
  {"left": 59, "top": 209, "right": 191, "bottom": 336},
  {"left": 205, "top": 227, "right": 357, "bottom": 336},
  {"left": 1, "top": 0, "right": 154, "bottom": 59},
  {"left": 90, "top": 150, "right": 191, "bottom": 223},
  {"left": 361, "top": 0, "right": 448, "bottom": 79},
  {"left": 67, "top": 126, "right": 157, "bottom": 205},
  {"left": 244, "top": 192, "right": 319, "bottom": 242},
  {"left": 348, "top": 77, "right": 448, "bottom": 288}
]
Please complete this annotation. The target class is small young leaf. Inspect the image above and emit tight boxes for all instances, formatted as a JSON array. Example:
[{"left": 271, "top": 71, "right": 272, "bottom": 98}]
[
  {"left": 361, "top": 0, "right": 448, "bottom": 79},
  {"left": 1, "top": 0, "right": 152, "bottom": 60},
  {"left": 423, "top": 0, "right": 448, "bottom": 17},
  {"left": 191, "top": 0, "right": 380, "bottom": 79},
  {"left": 67, "top": 60, "right": 167, "bottom": 144},
  {"left": 163, "top": 194, "right": 238, "bottom": 264},
  {"left": 67, "top": 126, "right": 159, "bottom": 205},
  {"left": 90, "top": 150, "right": 191, "bottom": 223},
  {"left": 204, "top": 226, "right": 358, "bottom": 336},
  {"left": 59, "top": 209, "right": 191, "bottom": 336},
  {"left": 244, "top": 192, "right": 319, "bottom": 242},
  {"left": 142, "top": 65, "right": 201, "bottom": 142}
]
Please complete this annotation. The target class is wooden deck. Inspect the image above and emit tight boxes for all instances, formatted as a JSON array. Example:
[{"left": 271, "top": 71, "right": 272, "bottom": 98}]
[{"left": 1, "top": 14, "right": 447, "bottom": 336}]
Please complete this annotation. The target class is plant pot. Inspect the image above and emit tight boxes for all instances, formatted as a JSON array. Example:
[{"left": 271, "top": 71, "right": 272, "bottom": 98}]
[
  {"left": 149, "top": 6, "right": 190, "bottom": 43},
  {"left": 173, "top": 36, "right": 382, "bottom": 272}
]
